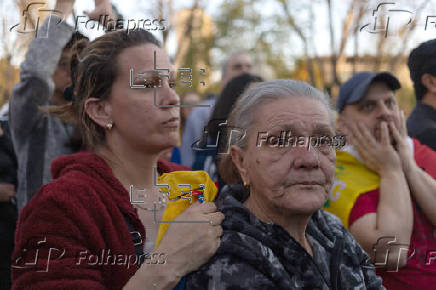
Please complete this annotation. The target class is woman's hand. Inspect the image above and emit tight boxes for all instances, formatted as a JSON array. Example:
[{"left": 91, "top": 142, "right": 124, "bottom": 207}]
[
  {"left": 124, "top": 202, "right": 224, "bottom": 290},
  {"left": 156, "top": 201, "right": 225, "bottom": 278}
]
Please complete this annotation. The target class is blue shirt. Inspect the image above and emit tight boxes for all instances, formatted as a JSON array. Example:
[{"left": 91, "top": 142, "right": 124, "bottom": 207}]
[{"left": 180, "top": 98, "right": 215, "bottom": 167}]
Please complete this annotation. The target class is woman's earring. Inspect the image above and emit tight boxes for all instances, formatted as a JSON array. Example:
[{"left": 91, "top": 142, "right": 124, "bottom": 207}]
[
  {"left": 106, "top": 122, "right": 113, "bottom": 130},
  {"left": 243, "top": 181, "right": 249, "bottom": 187}
]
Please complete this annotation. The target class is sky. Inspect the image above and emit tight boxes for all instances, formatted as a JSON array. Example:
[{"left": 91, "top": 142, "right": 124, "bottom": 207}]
[{"left": 2, "top": 0, "right": 436, "bottom": 66}]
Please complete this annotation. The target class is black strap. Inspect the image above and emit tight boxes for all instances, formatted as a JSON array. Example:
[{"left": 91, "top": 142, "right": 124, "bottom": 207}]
[{"left": 122, "top": 214, "right": 144, "bottom": 266}]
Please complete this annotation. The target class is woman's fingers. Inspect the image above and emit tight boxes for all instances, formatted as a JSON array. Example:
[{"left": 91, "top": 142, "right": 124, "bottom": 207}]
[
  {"left": 207, "top": 212, "right": 225, "bottom": 226},
  {"left": 196, "top": 201, "right": 217, "bottom": 213},
  {"left": 210, "top": 225, "right": 223, "bottom": 238}
]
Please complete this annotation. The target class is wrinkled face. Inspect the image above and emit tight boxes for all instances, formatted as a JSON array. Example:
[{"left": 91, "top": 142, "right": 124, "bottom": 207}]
[
  {"left": 222, "top": 53, "right": 253, "bottom": 86},
  {"left": 52, "top": 49, "right": 72, "bottom": 97},
  {"left": 341, "top": 82, "right": 400, "bottom": 142},
  {"left": 109, "top": 43, "right": 180, "bottom": 153},
  {"left": 237, "top": 97, "right": 336, "bottom": 215}
]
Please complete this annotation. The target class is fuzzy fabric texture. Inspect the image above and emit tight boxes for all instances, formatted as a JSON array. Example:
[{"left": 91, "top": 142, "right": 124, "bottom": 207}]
[{"left": 11, "top": 151, "right": 188, "bottom": 289}]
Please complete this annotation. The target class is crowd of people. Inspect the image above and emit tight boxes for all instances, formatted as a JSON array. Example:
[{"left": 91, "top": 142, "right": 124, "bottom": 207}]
[{"left": 0, "top": 0, "right": 435, "bottom": 289}]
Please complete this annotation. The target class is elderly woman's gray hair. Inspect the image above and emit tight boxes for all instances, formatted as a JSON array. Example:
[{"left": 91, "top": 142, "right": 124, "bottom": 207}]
[{"left": 219, "top": 79, "right": 335, "bottom": 184}]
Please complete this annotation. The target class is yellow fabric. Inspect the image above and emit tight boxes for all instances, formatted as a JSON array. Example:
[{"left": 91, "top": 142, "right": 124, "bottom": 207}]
[
  {"left": 155, "top": 171, "right": 218, "bottom": 247},
  {"left": 323, "top": 151, "right": 380, "bottom": 229}
]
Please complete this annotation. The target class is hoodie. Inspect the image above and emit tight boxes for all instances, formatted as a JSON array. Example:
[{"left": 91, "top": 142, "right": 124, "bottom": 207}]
[
  {"left": 186, "top": 185, "right": 385, "bottom": 290},
  {"left": 9, "top": 15, "right": 76, "bottom": 210},
  {"left": 11, "top": 151, "right": 188, "bottom": 290}
]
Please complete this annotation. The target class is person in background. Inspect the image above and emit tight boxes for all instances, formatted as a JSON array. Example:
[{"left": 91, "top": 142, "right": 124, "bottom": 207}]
[
  {"left": 165, "top": 91, "right": 201, "bottom": 164},
  {"left": 325, "top": 72, "right": 436, "bottom": 289},
  {"left": 192, "top": 73, "right": 263, "bottom": 186},
  {"left": 11, "top": 25, "right": 224, "bottom": 290},
  {"left": 9, "top": 0, "right": 89, "bottom": 209},
  {"left": 187, "top": 80, "right": 384, "bottom": 289},
  {"left": 180, "top": 51, "right": 253, "bottom": 167},
  {"left": 0, "top": 103, "right": 8, "bottom": 117},
  {"left": 407, "top": 39, "right": 436, "bottom": 150},
  {"left": 0, "top": 113, "right": 18, "bottom": 290},
  {"left": 180, "top": 91, "right": 201, "bottom": 130}
]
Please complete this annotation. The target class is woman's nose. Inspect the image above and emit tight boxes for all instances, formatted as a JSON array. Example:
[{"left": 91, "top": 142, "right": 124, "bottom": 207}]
[
  {"left": 292, "top": 145, "right": 320, "bottom": 169},
  {"left": 156, "top": 81, "right": 180, "bottom": 107}
]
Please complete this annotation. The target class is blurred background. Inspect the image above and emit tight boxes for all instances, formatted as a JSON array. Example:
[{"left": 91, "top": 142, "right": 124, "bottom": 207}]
[{"left": 2, "top": 0, "right": 436, "bottom": 114}]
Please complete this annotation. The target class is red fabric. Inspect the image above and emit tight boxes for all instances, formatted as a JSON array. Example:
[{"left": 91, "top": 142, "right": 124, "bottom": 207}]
[
  {"left": 348, "top": 189, "right": 379, "bottom": 226},
  {"left": 11, "top": 151, "right": 189, "bottom": 290},
  {"left": 349, "top": 139, "right": 436, "bottom": 289}
]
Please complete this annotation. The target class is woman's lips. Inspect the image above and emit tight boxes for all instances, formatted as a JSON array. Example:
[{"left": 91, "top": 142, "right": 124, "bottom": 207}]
[
  {"left": 162, "top": 117, "right": 180, "bottom": 128},
  {"left": 298, "top": 181, "right": 322, "bottom": 185}
]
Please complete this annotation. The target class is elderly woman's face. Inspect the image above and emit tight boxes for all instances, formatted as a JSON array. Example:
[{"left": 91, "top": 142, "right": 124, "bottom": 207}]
[{"left": 236, "top": 97, "right": 336, "bottom": 215}]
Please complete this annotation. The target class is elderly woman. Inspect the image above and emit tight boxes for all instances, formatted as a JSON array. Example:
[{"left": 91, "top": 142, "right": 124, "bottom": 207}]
[
  {"left": 186, "top": 80, "right": 384, "bottom": 289},
  {"left": 11, "top": 28, "right": 224, "bottom": 289}
]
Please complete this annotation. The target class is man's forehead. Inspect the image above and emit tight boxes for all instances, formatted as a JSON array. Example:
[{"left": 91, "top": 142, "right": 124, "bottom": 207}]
[{"left": 361, "top": 82, "right": 395, "bottom": 101}]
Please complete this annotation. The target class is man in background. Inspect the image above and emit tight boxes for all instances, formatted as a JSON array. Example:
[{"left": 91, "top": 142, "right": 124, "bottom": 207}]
[
  {"left": 180, "top": 51, "right": 253, "bottom": 167},
  {"left": 324, "top": 71, "right": 436, "bottom": 289},
  {"left": 407, "top": 39, "right": 436, "bottom": 150}
]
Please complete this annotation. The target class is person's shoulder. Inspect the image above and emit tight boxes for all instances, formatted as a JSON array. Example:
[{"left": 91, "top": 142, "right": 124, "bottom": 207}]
[
  {"left": 318, "top": 209, "right": 343, "bottom": 224},
  {"left": 188, "top": 99, "right": 215, "bottom": 118},
  {"left": 29, "top": 171, "right": 95, "bottom": 203},
  {"left": 413, "top": 137, "right": 434, "bottom": 152},
  {"left": 315, "top": 210, "right": 364, "bottom": 248},
  {"left": 413, "top": 138, "right": 436, "bottom": 174},
  {"left": 316, "top": 210, "right": 367, "bottom": 255},
  {"left": 316, "top": 210, "right": 346, "bottom": 233},
  {"left": 187, "top": 252, "right": 276, "bottom": 289},
  {"left": 16, "top": 172, "right": 99, "bottom": 233},
  {"left": 24, "top": 158, "right": 105, "bottom": 209}
]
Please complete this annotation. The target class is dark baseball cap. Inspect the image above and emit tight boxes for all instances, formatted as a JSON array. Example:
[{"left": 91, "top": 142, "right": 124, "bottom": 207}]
[{"left": 337, "top": 72, "right": 401, "bottom": 113}]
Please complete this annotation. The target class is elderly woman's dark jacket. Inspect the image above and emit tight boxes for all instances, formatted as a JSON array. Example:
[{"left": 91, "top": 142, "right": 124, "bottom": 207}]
[{"left": 186, "top": 185, "right": 384, "bottom": 290}]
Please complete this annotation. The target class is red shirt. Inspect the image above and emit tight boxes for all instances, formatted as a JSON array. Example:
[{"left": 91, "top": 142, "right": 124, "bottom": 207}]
[
  {"left": 11, "top": 152, "right": 189, "bottom": 290},
  {"left": 349, "top": 139, "right": 436, "bottom": 290}
]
